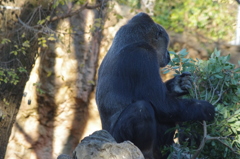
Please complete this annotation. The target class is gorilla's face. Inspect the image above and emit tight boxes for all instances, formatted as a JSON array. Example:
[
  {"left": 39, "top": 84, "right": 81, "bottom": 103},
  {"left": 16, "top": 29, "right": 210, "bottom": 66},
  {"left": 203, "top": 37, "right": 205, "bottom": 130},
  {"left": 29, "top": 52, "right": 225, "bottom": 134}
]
[
  {"left": 151, "top": 24, "right": 170, "bottom": 67},
  {"left": 159, "top": 50, "right": 170, "bottom": 67},
  {"left": 120, "top": 12, "right": 171, "bottom": 67}
]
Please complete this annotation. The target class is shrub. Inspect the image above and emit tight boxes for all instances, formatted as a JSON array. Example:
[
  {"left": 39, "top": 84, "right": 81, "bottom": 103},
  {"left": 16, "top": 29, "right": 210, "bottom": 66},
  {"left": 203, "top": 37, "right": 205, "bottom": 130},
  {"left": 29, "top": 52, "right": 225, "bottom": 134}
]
[{"left": 163, "top": 49, "right": 240, "bottom": 158}]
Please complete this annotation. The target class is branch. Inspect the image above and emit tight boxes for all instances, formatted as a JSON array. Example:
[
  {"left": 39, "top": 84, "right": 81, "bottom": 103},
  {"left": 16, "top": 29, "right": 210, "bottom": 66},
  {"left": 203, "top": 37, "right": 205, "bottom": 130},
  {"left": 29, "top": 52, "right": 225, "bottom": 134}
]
[
  {"left": 18, "top": 18, "right": 55, "bottom": 34},
  {"left": 18, "top": 18, "right": 39, "bottom": 32},
  {"left": 204, "top": 86, "right": 208, "bottom": 101},
  {"left": 85, "top": 3, "right": 102, "bottom": 9},
  {"left": 191, "top": 123, "right": 240, "bottom": 158},
  {"left": 26, "top": 6, "right": 41, "bottom": 24},
  {"left": 212, "top": 76, "right": 226, "bottom": 105},
  {"left": 49, "top": 2, "right": 88, "bottom": 22},
  {"left": 207, "top": 137, "right": 240, "bottom": 156},
  {"left": 49, "top": 1, "right": 103, "bottom": 22},
  {"left": 191, "top": 121, "right": 207, "bottom": 159},
  {"left": 193, "top": 76, "right": 199, "bottom": 99},
  {"left": 209, "top": 78, "right": 220, "bottom": 103}
]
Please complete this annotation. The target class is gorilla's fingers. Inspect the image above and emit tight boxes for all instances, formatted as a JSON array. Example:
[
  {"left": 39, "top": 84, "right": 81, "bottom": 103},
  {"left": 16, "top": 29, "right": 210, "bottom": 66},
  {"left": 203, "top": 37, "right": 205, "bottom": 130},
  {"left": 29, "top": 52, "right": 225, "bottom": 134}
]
[
  {"left": 180, "top": 78, "right": 192, "bottom": 90},
  {"left": 180, "top": 72, "right": 191, "bottom": 77}
]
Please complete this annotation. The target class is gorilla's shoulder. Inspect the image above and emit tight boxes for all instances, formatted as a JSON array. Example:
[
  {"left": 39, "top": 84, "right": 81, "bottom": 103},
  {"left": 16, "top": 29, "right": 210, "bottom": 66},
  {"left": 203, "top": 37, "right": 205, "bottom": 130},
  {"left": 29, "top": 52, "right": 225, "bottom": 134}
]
[{"left": 120, "top": 42, "right": 156, "bottom": 54}]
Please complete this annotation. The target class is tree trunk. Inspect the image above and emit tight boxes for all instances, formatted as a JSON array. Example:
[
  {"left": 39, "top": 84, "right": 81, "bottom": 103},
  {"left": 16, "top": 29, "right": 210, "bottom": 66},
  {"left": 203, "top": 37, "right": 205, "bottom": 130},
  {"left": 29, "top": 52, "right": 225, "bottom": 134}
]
[
  {"left": 5, "top": 1, "right": 107, "bottom": 158},
  {"left": 141, "top": 0, "right": 155, "bottom": 15}
]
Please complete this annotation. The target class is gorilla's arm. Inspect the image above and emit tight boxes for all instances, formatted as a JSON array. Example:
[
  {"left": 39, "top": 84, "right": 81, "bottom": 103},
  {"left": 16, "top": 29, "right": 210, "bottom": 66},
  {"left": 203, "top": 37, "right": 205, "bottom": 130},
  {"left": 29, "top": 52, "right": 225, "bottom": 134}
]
[
  {"left": 161, "top": 97, "right": 215, "bottom": 122},
  {"left": 117, "top": 44, "right": 215, "bottom": 123},
  {"left": 165, "top": 72, "right": 192, "bottom": 97}
]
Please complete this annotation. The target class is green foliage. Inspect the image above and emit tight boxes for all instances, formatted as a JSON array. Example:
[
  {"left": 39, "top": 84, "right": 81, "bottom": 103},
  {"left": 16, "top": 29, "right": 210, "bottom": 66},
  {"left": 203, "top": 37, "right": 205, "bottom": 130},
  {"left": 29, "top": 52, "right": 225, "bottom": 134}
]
[
  {"left": 114, "top": 0, "right": 237, "bottom": 42},
  {"left": 1, "top": 38, "right": 11, "bottom": 44},
  {"left": 164, "top": 49, "right": 240, "bottom": 158},
  {"left": 0, "top": 68, "right": 24, "bottom": 85},
  {"left": 53, "top": 0, "right": 86, "bottom": 8},
  {"left": 33, "top": 82, "right": 46, "bottom": 95},
  {"left": 37, "top": 16, "right": 50, "bottom": 25},
  {"left": 0, "top": 0, "right": 99, "bottom": 87},
  {"left": 38, "top": 37, "right": 48, "bottom": 48},
  {"left": 10, "top": 40, "right": 30, "bottom": 55},
  {"left": 153, "top": 0, "right": 237, "bottom": 40},
  {"left": 0, "top": 34, "right": 29, "bottom": 86}
]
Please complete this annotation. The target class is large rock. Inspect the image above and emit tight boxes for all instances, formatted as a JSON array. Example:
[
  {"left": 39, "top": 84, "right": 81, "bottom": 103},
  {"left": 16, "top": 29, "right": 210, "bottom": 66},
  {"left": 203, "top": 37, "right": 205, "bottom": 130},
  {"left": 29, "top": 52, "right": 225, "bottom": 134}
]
[{"left": 57, "top": 130, "right": 144, "bottom": 159}]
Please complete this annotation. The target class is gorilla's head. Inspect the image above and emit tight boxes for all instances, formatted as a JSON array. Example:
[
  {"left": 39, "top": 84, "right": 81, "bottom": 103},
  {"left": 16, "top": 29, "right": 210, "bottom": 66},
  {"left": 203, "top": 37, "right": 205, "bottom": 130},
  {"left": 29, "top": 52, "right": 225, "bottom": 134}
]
[{"left": 127, "top": 12, "right": 170, "bottom": 67}]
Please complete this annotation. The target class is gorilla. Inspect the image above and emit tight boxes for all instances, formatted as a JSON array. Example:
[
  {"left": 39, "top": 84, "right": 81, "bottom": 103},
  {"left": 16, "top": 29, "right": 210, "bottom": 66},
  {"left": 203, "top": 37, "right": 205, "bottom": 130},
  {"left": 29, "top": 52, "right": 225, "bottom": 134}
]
[{"left": 96, "top": 13, "right": 214, "bottom": 159}]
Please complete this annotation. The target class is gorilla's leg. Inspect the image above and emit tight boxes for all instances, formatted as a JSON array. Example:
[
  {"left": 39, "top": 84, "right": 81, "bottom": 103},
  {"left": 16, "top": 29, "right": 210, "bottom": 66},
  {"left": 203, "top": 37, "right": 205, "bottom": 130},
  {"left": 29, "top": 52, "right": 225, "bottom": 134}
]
[
  {"left": 156, "top": 123, "right": 176, "bottom": 159},
  {"left": 110, "top": 101, "right": 157, "bottom": 159}
]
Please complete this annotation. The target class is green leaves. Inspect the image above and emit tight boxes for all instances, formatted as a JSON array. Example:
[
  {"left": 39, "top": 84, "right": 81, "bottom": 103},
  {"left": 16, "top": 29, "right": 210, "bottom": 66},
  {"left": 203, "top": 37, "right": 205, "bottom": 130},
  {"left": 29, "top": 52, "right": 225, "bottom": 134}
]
[
  {"left": 214, "top": 74, "right": 223, "bottom": 79},
  {"left": 179, "top": 49, "right": 188, "bottom": 57},
  {"left": 38, "top": 37, "right": 48, "bottom": 48},
  {"left": 22, "top": 40, "right": 30, "bottom": 48},
  {"left": 33, "top": 82, "right": 46, "bottom": 95},
  {"left": 1, "top": 38, "right": 11, "bottom": 44},
  {"left": 0, "top": 68, "right": 20, "bottom": 85},
  {"left": 153, "top": 0, "right": 236, "bottom": 41},
  {"left": 10, "top": 40, "right": 30, "bottom": 55},
  {"left": 163, "top": 49, "right": 195, "bottom": 75},
  {"left": 166, "top": 49, "right": 240, "bottom": 158}
]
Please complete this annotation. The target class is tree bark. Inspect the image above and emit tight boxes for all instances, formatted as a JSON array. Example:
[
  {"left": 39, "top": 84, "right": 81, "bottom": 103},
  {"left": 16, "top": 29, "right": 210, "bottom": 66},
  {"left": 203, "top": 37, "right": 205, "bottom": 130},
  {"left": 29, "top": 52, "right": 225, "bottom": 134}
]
[{"left": 5, "top": 1, "right": 107, "bottom": 158}]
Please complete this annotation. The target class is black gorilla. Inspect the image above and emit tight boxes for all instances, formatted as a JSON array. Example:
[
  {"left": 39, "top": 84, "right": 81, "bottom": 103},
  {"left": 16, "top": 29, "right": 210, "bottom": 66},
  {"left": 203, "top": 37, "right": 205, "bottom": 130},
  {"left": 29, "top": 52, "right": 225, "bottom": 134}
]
[{"left": 96, "top": 13, "right": 214, "bottom": 159}]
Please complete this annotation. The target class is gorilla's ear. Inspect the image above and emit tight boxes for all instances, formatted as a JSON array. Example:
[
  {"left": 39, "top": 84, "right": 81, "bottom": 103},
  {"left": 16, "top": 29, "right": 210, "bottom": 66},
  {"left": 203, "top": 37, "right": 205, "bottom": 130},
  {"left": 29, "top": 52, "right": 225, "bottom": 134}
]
[
  {"left": 156, "top": 29, "right": 164, "bottom": 39},
  {"left": 154, "top": 24, "right": 169, "bottom": 42}
]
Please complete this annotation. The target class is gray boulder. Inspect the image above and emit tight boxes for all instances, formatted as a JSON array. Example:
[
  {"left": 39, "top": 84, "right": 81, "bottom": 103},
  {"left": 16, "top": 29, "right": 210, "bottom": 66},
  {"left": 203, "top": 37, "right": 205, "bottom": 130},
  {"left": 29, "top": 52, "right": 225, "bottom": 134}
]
[{"left": 57, "top": 130, "right": 144, "bottom": 159}]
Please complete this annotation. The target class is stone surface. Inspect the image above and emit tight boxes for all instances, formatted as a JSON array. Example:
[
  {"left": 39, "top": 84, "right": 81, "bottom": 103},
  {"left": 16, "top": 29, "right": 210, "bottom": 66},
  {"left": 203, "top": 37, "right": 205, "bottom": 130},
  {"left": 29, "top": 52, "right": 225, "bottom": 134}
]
[{"left": 57, "top": 130, "right": 145, "bottom": 159}]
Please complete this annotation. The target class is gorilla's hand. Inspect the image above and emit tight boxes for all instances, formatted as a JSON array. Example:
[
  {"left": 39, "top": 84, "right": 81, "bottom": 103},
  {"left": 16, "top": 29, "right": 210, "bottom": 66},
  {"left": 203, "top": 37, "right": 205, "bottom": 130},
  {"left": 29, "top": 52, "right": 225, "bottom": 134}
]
[
  {"left": 178, "top": 72, "right": 192, "bottom": 91},
  {"left": 180, "top": 99, "right": 215, "bottom": 122},
  {"left": 165, "top": 72, "right": 192, "bottom": 96},
  {"left": 200, "top": 100, "right": 215, "bottom": 121}
]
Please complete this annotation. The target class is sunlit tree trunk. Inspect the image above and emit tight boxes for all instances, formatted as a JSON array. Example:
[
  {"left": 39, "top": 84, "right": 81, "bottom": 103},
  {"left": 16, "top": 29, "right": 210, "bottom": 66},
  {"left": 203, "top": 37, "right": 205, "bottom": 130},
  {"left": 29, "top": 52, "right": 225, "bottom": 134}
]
[
  {"left": 5, "top": 1, "right": 106, "bottom": 158},
  {"left": 141, "top": 0, "right": 155, "bottom": 15}
]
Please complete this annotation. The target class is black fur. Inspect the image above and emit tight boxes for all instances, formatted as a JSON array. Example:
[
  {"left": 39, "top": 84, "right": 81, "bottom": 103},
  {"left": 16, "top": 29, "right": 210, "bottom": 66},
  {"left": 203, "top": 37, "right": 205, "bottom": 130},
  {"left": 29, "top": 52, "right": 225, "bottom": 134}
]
[{"left": 96, "top": 13, "right": 215, "bottom": 159}]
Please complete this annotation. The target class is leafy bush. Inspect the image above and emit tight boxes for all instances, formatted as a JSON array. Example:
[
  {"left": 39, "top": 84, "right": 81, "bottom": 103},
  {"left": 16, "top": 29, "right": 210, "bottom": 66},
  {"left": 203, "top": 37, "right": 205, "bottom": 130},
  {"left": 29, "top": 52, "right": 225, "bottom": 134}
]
[
  {"left": 118, "top": 0, "right": 237, "bottom": 41},
  {"left": 153, "top": 0, "right": 237, "bottom": 41},
  {"left": 163, "top": 49, "right": 240, "bottom": 158}
]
